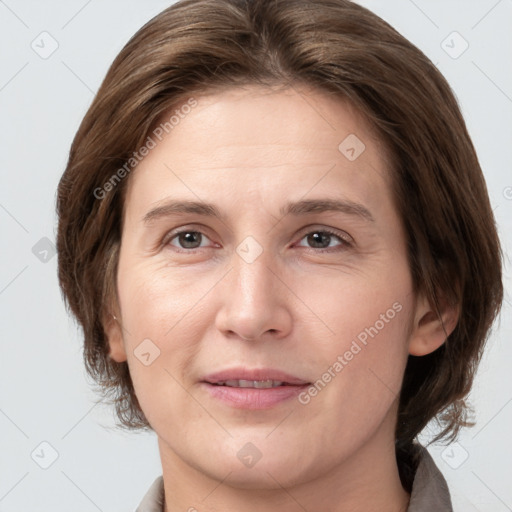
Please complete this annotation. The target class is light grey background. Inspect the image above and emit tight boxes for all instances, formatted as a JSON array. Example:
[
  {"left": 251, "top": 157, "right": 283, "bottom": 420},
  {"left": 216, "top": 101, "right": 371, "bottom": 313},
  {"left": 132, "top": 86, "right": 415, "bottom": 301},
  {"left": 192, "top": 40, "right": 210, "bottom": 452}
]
[{"left": 0, "top": 1, "right": 510, "bottom": 511}]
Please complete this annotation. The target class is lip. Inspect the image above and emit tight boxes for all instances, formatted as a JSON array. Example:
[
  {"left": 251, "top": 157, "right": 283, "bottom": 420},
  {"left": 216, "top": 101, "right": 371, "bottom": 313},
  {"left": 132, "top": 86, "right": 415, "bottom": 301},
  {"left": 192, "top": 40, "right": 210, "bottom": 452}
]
[
  {"left": 201, "top": 367, "right": 311, "bottom": 410},
  {"left": 203, "top": 368, "right": 310, "bottom": 386}
]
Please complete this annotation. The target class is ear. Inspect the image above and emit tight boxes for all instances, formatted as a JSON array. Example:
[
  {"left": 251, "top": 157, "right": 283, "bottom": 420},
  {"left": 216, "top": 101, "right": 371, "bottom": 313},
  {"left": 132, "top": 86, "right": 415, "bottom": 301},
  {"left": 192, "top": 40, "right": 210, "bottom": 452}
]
[
  {"left": 408, "top": 291, "right": 459, "bottom": 356},
  {"left": 104, "top": 310, "right": 127, "bottom": 363}
]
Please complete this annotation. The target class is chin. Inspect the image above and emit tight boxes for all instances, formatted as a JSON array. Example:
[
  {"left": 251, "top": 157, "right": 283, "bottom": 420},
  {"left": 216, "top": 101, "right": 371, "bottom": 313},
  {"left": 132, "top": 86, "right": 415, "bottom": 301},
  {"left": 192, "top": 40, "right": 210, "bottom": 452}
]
[
  {"left": 214, "top": 462, "right": 309, "bottom": 491},
  {"left": 197, "top": 438, "right": 318, "bottom": 490}
]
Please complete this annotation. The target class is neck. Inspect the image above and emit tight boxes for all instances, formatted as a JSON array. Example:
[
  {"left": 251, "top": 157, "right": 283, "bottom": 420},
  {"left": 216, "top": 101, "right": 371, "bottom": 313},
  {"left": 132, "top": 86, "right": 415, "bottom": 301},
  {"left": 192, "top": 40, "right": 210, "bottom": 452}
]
[{"left": 158, "top": 413, "right": 410, "bottom": 512}]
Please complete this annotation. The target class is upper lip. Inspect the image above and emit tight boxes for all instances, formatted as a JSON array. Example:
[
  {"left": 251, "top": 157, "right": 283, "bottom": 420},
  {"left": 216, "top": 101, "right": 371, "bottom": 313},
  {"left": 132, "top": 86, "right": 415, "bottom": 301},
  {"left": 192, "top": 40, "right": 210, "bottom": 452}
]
[{"left": 202, "top": 367, "right": 310, "bottom": 386}]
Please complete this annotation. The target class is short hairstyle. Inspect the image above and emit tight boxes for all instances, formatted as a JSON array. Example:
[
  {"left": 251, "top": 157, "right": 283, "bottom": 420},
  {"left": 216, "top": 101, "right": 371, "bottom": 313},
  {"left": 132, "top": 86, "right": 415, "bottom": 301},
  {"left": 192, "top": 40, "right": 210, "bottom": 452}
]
[{"left": 56, "top": 0, "right": 503, "bottom": 454}]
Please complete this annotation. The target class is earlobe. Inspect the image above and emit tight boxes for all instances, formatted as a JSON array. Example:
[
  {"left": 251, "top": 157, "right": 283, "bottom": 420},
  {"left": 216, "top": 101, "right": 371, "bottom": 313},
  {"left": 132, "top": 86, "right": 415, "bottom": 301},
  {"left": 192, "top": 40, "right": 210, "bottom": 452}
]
[
  {"left": 105, "top": 312, "right": 128, "bottom": 363},
  {"left": 408, "top": 292, "right": 459, "bottom": 356}
]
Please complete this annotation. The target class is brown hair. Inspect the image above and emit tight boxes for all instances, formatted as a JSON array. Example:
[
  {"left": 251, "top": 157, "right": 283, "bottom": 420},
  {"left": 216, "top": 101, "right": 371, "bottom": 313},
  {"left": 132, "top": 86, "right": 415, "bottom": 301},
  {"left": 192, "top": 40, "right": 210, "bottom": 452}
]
[{"left": 56, "top": 0, "right": 502, "bottom": 471}]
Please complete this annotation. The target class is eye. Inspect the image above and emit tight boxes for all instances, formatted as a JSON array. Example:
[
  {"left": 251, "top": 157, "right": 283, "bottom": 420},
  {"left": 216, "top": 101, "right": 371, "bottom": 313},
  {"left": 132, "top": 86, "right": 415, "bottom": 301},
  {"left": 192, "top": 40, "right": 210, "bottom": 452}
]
[
  {"left": 166, "top": 230, "right": 215, "bottom": 251},
  {"left": 296, "top": 229, "right": 352, "bottom": 252},
  {"left": 163, "top": 227, "right": 352, "bottom": 253}
]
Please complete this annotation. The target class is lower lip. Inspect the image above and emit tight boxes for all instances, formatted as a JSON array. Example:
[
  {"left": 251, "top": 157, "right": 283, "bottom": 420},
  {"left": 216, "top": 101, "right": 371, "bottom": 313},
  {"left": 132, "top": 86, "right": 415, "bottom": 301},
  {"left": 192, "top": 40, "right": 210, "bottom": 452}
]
[{"left": 201, "top": 382, "right": 309, "bottom": 409}]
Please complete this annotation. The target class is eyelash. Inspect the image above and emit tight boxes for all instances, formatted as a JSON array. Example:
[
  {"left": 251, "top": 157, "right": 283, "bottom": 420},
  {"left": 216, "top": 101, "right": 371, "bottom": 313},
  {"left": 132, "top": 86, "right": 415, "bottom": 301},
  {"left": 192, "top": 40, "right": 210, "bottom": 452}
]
[{"left": 163, "top": 227, "right": 353, "bottom": 254}]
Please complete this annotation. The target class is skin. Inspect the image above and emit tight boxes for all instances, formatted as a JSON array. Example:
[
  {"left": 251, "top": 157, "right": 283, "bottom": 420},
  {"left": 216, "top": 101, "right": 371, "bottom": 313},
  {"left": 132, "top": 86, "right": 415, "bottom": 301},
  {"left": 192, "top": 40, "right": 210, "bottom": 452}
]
[{"left": 106, "top": 84, "right": 458, "bottom": 511}]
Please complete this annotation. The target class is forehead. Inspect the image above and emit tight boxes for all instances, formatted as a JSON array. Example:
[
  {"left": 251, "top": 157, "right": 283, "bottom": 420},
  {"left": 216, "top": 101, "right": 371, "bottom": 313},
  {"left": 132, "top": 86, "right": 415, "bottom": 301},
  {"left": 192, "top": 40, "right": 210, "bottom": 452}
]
[
  {"left": 156, "top": 84, "right": 386, "bottom": 161},
  {"left": 123, "top": 84, "right": 394, "bottom": 219}
]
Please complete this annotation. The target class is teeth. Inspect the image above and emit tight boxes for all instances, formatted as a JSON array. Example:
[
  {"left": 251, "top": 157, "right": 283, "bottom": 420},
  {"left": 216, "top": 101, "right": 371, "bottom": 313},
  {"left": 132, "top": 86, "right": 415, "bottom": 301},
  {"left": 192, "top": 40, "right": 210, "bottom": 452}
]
[{"left": 219, "top": 379, "right": 284, "bottom": 388}]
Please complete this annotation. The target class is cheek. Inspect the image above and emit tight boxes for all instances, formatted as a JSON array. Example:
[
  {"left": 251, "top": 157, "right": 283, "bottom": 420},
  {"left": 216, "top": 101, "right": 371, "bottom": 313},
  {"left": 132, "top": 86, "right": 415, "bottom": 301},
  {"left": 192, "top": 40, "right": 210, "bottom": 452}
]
[
  {"left": 115, "top": 261, "right": 211, "bottom": 406},
  {"left": 115, "top": 265, "right": 208, "bottom": 428},
  {"left": 117, "top": 258, "right": 216, "bottom": 342},
  {"left": 298, "top": 263, "right": 414, "bottom": 408},
  {"left": 292, "top": 256, "right": 413, "bottom": 345}
]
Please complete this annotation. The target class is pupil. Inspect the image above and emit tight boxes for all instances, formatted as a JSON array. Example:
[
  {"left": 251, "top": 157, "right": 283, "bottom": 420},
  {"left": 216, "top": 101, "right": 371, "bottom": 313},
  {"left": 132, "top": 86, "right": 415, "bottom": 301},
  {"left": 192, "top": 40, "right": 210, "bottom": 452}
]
[
  {"left": 308, "top": 232, "right": 330, "bottom": 248},
  {"left": 180, "top": 232, "right": 201, "bottom": 248}
]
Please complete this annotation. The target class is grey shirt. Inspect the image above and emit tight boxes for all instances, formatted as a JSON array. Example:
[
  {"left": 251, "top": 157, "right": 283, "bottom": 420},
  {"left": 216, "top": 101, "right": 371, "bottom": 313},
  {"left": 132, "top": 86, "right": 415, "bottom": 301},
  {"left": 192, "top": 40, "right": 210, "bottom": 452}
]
[{"left": 135, "top": 445, "right": 452, "bottom": 512}]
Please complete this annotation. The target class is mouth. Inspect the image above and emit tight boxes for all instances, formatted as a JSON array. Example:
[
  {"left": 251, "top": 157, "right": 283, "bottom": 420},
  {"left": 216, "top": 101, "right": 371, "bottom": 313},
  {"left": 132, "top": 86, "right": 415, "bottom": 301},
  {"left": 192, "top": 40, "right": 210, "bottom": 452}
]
[
  {"left": 212, "top": 379, "right": 289, "bottom": 388},
  {"left": 201, "top": 368, "right": 311, "bottom": 409}
]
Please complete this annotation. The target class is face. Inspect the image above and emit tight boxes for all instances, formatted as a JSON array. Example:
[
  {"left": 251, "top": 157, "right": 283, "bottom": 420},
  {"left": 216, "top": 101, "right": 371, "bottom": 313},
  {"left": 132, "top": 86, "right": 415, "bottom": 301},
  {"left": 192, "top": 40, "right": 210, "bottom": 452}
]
[{"left": 108, "top": 84, "right": 427, "bottom": 489}]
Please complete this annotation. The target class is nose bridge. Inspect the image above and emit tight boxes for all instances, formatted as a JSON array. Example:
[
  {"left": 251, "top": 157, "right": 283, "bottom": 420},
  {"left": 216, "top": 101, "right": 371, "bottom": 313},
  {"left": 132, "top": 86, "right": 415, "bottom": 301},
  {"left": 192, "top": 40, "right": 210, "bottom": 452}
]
[
  {"left": 231, "top": 223, "right": 275, "bottom": 304},
  {"left": 232, "top": 245, "right": 275, "bottom": 313}
]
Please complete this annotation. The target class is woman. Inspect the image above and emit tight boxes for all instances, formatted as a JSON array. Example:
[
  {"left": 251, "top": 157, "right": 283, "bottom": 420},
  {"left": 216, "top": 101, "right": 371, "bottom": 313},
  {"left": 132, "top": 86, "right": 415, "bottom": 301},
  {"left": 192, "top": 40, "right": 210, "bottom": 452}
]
[{"left": 56, "top": 0, "right": 503, "bottom": 510}]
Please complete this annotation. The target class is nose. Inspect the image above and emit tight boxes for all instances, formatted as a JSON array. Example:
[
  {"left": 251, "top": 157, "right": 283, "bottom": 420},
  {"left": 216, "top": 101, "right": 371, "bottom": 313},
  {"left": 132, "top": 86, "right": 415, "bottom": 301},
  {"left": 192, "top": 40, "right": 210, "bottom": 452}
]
[{"left": 214, "top": 248, "right": 293, "bottom": 342}]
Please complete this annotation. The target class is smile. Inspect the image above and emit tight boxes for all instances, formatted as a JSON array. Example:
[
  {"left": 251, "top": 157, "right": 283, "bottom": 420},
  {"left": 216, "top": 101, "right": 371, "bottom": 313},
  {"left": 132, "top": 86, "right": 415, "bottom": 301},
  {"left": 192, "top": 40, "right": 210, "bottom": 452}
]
[{"left": 214, "top": 379, "right": 285, "bottom": 388}]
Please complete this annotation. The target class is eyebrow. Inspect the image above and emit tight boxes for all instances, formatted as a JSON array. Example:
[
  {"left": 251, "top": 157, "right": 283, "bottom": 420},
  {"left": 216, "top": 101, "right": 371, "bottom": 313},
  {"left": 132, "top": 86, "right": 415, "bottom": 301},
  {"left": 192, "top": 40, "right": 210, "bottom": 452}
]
[{"left": 142, "top": 198, "right": 375, "bottom": 224}]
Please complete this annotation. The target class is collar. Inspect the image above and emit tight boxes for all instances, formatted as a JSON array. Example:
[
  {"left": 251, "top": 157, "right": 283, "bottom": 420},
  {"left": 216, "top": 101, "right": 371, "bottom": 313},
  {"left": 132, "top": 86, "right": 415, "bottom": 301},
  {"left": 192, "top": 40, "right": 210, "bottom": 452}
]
[{"left": 407, "top": 444, "right": 453, "bottom": 511}]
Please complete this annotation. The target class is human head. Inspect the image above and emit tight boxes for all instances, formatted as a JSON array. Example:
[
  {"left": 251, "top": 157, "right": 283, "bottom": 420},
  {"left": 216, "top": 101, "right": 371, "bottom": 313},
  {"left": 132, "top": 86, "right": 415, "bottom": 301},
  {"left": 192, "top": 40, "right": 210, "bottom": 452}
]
[{"left": 56, "top": 0, "right": 502, "bottom": 468}]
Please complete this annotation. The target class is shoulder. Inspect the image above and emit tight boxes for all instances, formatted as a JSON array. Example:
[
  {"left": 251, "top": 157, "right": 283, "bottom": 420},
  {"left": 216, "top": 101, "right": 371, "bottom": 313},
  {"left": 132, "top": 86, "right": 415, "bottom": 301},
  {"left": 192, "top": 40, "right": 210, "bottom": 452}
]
[{"left": 135, "top": 476, "right": 165, "bottom": 512}]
